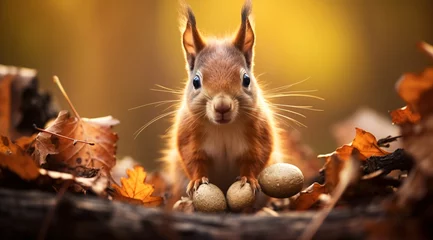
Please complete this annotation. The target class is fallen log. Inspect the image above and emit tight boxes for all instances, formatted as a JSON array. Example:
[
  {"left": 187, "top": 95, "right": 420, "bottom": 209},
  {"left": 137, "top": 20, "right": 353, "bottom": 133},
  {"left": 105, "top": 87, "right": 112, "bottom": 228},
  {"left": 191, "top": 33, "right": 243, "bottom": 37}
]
[{"left": 0, "top": 187, "right": 385, "bottom": 240}]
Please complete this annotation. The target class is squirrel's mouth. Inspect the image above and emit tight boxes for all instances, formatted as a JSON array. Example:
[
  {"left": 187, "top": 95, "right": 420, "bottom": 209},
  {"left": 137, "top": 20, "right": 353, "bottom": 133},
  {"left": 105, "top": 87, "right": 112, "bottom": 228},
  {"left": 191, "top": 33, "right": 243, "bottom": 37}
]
[
  {"left": 215, "top": 118, "right": 231, "bottom": 124},
  {"left": 213, "top": 112, "right": 233, "bottom": 125}
]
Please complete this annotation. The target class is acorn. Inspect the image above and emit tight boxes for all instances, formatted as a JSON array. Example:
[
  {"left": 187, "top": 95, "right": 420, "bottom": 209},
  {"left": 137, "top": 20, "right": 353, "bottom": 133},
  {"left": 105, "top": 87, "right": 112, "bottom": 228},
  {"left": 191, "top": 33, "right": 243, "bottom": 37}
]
[
  {"left": 226, "top": 181, "right": 256, "bottom": 212},
  {"left": 258, "top": 163, "right": 304, "bottom": 198},
  {"left": 192, "top": 183, "right": 227, "bottom": 213}
]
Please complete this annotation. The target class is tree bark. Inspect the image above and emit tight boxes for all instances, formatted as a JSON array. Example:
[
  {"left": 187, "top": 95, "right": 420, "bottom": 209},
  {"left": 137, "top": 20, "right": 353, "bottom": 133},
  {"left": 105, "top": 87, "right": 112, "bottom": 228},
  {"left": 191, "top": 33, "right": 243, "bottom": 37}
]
[{"left": 0, "top": 188, "right": 385, "bottom": 240}]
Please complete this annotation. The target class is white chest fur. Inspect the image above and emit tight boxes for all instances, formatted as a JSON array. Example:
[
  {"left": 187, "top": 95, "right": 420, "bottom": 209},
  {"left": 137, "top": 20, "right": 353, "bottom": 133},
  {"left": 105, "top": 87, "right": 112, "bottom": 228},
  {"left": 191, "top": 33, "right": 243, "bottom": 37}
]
[{"left": 201, "top": 122, "right": 249, "bottom": 190}]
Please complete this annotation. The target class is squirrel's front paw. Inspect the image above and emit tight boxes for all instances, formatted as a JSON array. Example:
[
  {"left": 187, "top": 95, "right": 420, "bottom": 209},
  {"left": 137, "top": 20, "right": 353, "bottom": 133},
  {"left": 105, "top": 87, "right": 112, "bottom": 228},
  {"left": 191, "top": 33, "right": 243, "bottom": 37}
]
[
  {"left": 186, "top": 177, "right": 209, "bottom": 197},
  {"left": 237, "top": 176, "right": 261, "bottom": 194}
]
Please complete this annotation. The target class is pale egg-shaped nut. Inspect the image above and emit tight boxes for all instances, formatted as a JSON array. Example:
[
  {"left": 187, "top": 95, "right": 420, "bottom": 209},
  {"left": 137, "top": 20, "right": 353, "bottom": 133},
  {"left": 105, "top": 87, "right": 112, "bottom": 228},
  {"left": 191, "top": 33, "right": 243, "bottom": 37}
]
[
  {"left": 226, "top": 181, "right": 256, "bottom": 212},
  {"left": 258, "top": 163, "right": 304, "bottom": 198},
  {"left": 192, "top": 183, "right": 227, "bottom": 213}
]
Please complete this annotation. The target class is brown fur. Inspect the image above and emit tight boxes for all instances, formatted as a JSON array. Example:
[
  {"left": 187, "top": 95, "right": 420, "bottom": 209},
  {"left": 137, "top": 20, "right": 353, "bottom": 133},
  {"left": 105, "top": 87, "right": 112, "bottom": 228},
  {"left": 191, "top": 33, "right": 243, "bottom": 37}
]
[{"left": 161, "top": 0, "right": 288, "bottom": 204}]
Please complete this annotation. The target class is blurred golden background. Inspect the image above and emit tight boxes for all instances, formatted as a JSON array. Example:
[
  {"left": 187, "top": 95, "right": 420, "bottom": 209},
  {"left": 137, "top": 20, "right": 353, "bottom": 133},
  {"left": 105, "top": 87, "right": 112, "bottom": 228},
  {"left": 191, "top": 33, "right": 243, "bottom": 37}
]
[{"left": 1, "top": 0, "right": 432, "bottom": 171}]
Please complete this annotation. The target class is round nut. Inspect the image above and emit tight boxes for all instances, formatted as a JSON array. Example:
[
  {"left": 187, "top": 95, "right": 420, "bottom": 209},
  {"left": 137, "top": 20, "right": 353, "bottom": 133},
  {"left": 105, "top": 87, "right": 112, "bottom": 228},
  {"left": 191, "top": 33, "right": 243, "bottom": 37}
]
[
  {"left": 258, "top": 163, "right": 304, "bottom": 198},
  {"left": 226, "top": 181, "right": 256, "bottom": 212},
  {"left": 192, "top": 183, "right": 227, "bottom": 213}
]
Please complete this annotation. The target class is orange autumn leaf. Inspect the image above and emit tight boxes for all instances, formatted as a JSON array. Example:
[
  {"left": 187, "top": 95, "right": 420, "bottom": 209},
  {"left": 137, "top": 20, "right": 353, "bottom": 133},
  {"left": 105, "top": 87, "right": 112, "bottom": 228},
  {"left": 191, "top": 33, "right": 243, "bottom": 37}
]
[
  {"left": 112, "top": 166, "right": 162, "bottom": 207},
  {"left": 319, "top": 128, "right": 389, "bottom": 161},
  {"left": 0, "top": 135, "right": 39, "bottom": 180},
  {"left": 396, "top": 67, "right": 433, "bottom": 117},
  {"left": 31, "top": 76, "right": 119, "bottom": 173},
  {"left": 33, "top": 110, "right": 119, "bottom": 172},
  {"left": 13, "top": 134, "right": 36, "bottom": 151},
  {"left": 291, "top": 182, "right": 327, "bottom": 211},
  {"left": 390, "top": 106, "right": 421, "bottom": 125}
]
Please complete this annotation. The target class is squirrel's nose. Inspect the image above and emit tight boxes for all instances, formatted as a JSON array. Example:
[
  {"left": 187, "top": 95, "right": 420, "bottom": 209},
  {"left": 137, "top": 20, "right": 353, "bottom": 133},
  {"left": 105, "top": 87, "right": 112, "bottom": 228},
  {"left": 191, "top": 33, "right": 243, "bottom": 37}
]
[{"left": 214, "top": 102, "right": 231, "bottom": 114}]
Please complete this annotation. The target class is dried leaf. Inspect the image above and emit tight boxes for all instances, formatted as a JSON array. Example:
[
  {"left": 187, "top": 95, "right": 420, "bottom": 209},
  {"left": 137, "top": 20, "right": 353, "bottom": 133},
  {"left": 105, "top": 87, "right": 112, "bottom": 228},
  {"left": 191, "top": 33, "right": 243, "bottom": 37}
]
[
  {"left": 290, "top": 183, "right": 327, "bottom": 211},
  {"left": 39, "top": 168, "right": 108, "bottom": 195},
  {"left": 0, "top": 135, "right": 39, "bottom": 180},
  {"left": 396, "top": 67, "right": 433, "bottom": 116},
  {"left": 33, "top": 110, "right": 119, "bottom": 172},
  {"left": 319, "top": 128, "right": 389, "bottom": 161},
  {"left": 393, "top": 43, "right": 433, "bottom": 210},
  {"left": 390, "top": 106, "right": 421, "bottom": 125},
  {"left": 13, "top": 134, "right": 36, "bottom": 152},
  {"left": 112, "top": 166, "right": 162, "bottom": 207},
  {"left": 299, "top": 157, "right": 360, "bottom": 240}
]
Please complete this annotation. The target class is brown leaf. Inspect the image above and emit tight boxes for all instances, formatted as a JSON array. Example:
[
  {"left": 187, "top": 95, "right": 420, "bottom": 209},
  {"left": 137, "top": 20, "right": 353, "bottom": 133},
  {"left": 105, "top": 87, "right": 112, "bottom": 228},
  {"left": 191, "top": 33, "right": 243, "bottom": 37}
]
[
  {"left": 33, "top": 110, "right": 119, "bottom": 173},
  {"left": 299, "top": 157, "right": 360, "bottom": 240},
  {"left": 112, "top": 166, "right": 163, "bottom": 207},
  {"left": 0, "top": 135, "right": 39, "bottom": 180},
  {"left": 319, "top": 128, "right": 389, "bottom": 161},
  {"left": 13, "top": 134, "right": 36, "bottom": 152},
  {"left": 390, "top": 106, "right": 421, "bottom": 125},
  {"left": 396, "top": 67, "right": 433, "bottom": 116},
  {"left": 393, "top": 43, "right": 433, "bottom": 210},
  {"left": 38, "top": 168, "right": 108, "bottom": 195},
  {"left": 290, "top": 183, "right": 327, "bottom": 211}
]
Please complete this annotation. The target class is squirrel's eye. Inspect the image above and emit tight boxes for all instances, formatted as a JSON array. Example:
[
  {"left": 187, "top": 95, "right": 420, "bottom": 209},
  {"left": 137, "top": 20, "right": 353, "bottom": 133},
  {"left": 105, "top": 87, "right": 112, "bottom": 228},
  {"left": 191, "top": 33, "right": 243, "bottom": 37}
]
[
  {"left": 242, "top": 73, "right": 251, "bottom": 88},
  {"left": 192, "top": 74, "right": 201, "bottom": 89}
]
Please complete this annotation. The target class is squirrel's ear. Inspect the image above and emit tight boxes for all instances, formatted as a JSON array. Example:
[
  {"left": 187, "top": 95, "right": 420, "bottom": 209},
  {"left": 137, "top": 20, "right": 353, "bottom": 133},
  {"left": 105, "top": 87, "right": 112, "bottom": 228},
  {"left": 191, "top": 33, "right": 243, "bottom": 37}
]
[
  {"left": 233, "top": 0, "right": 255, "bottom": 69},
  {"left": 181, "top": 6, "right": 205, "bottom": 71}
]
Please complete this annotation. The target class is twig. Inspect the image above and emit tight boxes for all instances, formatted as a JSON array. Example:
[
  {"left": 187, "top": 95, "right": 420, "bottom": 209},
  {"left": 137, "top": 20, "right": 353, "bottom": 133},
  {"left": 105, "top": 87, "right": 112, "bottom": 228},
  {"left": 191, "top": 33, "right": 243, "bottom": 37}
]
[
  {"left": 33, "top": 124, "right": 95, "bottom": 146},
  {"left": 377, "top": 135, "right": 402, "bottom": 148}
]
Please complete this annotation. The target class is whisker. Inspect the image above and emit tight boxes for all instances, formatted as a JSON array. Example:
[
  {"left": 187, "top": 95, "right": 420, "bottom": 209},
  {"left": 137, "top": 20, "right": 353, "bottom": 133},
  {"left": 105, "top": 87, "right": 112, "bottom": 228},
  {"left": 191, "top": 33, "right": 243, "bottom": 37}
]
[
  {"left": 272, "top": 107, "right": 306, "bottom": 118},
  {"left": 271, "top": 103, "right": 323, "bottom": 112},
  {"left": 128, "top": 100, "right": 181, "bottom": 111},
  {"left": 161, "top": 102, "right": 181, "bottom": 112},
  {"left": 150, "top": 84, "right": 183, "bottom": 94},
  {"left": 273, "top": 112, "right": 307, "bottom": 128},
  {"left": 189, "top": 111, "right": 206, "bottom": 127},
  {"left": 266, "top": 93, "right": 325, "bottom": 101},
  {"left": 266, "top": 76, "right": 311, "bottom": 93},
  {"left": 273, "top": 115, "right": 296, "bottom": 130},
  {"left": 154, "top": 84, "right": 183, "bottom": 92},
  {"left": 271, "top": 89, "right": 319, "bottom": 94},
  {"left": 133, "top": 110, "right": 178, "bottom": 139}
]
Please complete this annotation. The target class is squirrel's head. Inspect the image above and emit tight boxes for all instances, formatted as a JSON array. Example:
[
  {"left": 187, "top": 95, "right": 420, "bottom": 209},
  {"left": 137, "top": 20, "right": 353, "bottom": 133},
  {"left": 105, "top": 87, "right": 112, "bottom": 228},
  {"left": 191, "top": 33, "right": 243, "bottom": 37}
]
[{"left": 181, "top": 0, "right": 258, "bottom": 125}]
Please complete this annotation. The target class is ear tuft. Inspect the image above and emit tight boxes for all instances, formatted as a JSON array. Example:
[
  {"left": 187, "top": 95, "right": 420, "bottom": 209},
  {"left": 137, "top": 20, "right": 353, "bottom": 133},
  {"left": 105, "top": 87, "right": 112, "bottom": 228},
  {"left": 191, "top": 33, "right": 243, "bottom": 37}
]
[
  {"left": 180, "top": 4, "right": 205, "bottom": 71},
  {"left": 233, "top": 0, "right": 255, "bottom": 69}
]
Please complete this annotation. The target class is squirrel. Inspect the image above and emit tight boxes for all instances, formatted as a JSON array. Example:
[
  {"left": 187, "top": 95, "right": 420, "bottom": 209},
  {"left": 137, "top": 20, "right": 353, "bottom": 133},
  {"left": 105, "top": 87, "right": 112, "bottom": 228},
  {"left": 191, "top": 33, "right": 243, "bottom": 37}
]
[{"left": 161, "top": 0, "right": 290, "bottom": 201}]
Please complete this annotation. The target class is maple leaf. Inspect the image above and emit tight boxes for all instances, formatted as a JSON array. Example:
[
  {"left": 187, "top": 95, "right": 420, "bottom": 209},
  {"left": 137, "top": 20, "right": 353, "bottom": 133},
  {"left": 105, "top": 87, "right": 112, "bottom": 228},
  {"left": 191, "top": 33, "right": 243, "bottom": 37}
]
[
  {"left": 0, "top": 135, "right": 39, "bottom": 180},
  {"left": 32, "top": 77, "right": 119, "bottom": 173},
  {"left": 112, "top": 166, "right": 163, "bottom": 207},
  {"left": 319, "top": 128, "right": 390, "bottom": 161}
]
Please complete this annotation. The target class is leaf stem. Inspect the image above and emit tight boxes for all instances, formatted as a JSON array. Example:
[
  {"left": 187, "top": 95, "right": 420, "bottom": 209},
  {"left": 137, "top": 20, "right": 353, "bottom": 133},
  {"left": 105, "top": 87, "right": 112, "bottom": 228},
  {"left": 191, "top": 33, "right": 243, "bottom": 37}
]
[
  {"left": 53, "top": 76, "right": 81, "bottom": 119},
  {"left": 34, "top": 124, "right": 94, "bottom": 146}
]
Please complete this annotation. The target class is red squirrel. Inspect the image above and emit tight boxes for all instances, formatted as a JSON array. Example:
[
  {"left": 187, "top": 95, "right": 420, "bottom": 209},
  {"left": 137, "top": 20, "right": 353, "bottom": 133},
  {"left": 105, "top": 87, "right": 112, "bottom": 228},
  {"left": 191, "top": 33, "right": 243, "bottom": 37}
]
[{"left": 161, "top": 0, "right": 289, "bottom": 199}]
